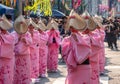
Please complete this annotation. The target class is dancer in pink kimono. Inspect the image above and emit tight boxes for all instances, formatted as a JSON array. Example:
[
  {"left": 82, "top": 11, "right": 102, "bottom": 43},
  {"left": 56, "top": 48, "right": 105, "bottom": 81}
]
[
  {"left": 0, "top": 15, "right": 15, "bottom": 84},
  {"left": 89, "top": 31, "right": 102, "bottom": 84},
  {"left": 93, "top": 16, "right": 106, "bottom": 74},
  {"left": 95, "top": 26, "right": 105, "bottom": 74},
  {"left": 13, "top": 15, "right": 32, "bottom": 84},
  {"left": 38, "top": 29, "right": 48, "bottom": 77},
  {"left": 28, "top": 19, "right": 40, "bottom": 79},
  {"left": 47, "top": 20, "right": 61, "bottom": 72},
  {"left": 98, "top": 28, "right": 105, "bottom": 74},
  {"left": 37, "top": 20, "right": 48, "bottom": 77},
  {"left": 62, "top": 11, "right": 92, "bottom": 84},
  {"left": 82, "top": 11, "right": 102, "bottom": 84}
]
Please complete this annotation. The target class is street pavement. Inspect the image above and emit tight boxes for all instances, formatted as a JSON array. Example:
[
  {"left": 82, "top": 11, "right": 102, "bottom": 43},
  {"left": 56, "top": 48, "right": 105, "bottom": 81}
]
[
  {"left": 33, "top": 39, "right": 120, "bottom": 84},
  {"left": 104, "top": 39, "right": 120, "bottom": 84}
]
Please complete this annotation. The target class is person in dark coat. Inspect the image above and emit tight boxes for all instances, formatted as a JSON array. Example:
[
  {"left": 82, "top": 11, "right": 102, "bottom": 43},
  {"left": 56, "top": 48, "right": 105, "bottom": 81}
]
[
  {"left": 105, "top": 25, "right": 111, "bottom": 48},
  {"left": 109, "top": 21, "right": 118, "bottom": 50}
]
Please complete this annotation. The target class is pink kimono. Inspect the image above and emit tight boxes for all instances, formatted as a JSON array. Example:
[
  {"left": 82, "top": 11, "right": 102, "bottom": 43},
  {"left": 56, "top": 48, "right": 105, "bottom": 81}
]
[
  {"left": 29, "top": 29, "right": 40, "bottom": 78},
  {"left": 95, "top": 29, "right": 105, "bottom": 73},
  {"left": 39, "top": 31, "right": 48, "bottom": 76},
  {"left": 0, "top": 32, "right": 15, "bottom": 84},
  {"left": 62, "top": 33, "right": 92, "bottom": 84},
  {"left": 13, "top": 32, "right": 32, "bottom": 84},
  {"left": 47, "top": 29, "right": 61, "bottom": 71},
  {"left": 88, "top": 31, "right": 103, "bottom": 84}
]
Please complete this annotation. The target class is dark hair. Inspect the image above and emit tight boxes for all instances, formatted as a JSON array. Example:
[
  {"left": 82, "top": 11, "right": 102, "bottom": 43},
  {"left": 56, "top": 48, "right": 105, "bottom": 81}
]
[{"left": 5, "top": 15, "right": 12, "bottom": 20}]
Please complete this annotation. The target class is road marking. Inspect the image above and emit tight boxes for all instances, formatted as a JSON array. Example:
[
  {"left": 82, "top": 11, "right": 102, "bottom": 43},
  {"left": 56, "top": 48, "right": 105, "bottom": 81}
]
[
  {"left": 31, "top": 78, "right": 40, "bottom": 84},
  {"left": 105, "top": 66, "right": 120, "bottom": 69},
  {"left": 100, "top": 76, "right": 109, "bottom": 84},
  {"left": 53, "top": 77, "right": 65, "bottom": 84}
]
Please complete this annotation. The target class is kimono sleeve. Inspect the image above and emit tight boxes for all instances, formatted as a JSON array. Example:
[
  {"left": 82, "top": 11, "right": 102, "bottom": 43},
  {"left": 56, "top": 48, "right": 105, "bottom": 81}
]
[
  {"left": 90, "top": 32, "right": 102, "bottom": 49},
  {"left": 61, "top": 37, "right": 77, "bottom": 69},
  {"left": 61, "top": 37, "right": 70, "bottom": 61},
  {"left": 22, "top": 32, "right": 32, "bottom": 46},
  {"left": 0, "top": 34, "right": 15, "bottom": 59},
  {"left": 0, "top": 33, "right": 15, "bottom": 44}
]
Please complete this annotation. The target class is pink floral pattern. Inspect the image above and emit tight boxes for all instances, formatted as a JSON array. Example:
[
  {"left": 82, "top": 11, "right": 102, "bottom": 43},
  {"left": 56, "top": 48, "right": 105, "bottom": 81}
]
[
  {"left": 62, "top": 33, "right": 91, "bottom": 84},
  {"left": 0, "top": 32, "right": 15, "bottom": 84},
  {"left": 88, "top": 31, "right": 103, "bottom": 84},
  {"left": 29, "top": 30, "right": 40, "bottom": 78},
  {"left": 47, "top": 29, "right": 61, "bottom": 71},
  {"left": 95, "top": 29, "right": 105, "bottom": 72},
  {"left": 39, "top": 31, "right": 48, "bottom": 75},
  {"left": 13, "top": 32, "right": 32, "bottom": 84}
]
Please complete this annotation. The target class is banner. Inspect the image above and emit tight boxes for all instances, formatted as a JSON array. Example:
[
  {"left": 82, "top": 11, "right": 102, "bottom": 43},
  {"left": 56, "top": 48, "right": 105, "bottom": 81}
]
[
  {"left": 24, "top": 0, "right": 52, "bottom": 16},
  {"left": 6, "top": 0, "right": 11, "bottom": 6}
]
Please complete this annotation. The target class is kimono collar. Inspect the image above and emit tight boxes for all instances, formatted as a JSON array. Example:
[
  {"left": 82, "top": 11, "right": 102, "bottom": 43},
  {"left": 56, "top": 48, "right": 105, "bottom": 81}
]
[
  {"left": 0, "top": 29, "right": 8, "bottom": 34},
  {"left": 38, "top": 29, "right": 44, "bottom": 34},
  {"left": 82, "top": 29, "right": 91, "bottom": 34},
  {"left": 50, "top": 28, "right": 55, "bottom": 31},
  {"left": 70, "top": 27, "right": 79, "bottom": 33}
]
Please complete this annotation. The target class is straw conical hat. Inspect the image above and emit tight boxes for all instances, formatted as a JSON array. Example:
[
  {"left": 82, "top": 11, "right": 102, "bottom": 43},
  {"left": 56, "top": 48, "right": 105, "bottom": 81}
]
[
  {"left": 108, "top": 16, "right": 115, "bottom": 21},
  {"left": 14, "top": 15, "right": 28, "bottom": 34},
  {"left": 66, "top": 10, "right": 86, "bottom": 31},
  {"left": 93, "top": 16, "right": 103, "bottom": 28},
  {"left": 37, "top": 19, "right": 47, "bottom": 31},
  {"left": 82, "top": 10, "right": 96, "bottom": 31},
  {"left": 0, "top": 15, "right": 12, "bottom": 30},
  {"left": 47, "top": 19, "right": 58, "bottom": 30},
  {"left": 82, "top": 10, "right": 90, "bottom": 17},
  {"left": 94, "top": 14, "right": 103, "bottom": 23},
  {"left": 27, "top": 18, "right": 39, "bottom": 29}
]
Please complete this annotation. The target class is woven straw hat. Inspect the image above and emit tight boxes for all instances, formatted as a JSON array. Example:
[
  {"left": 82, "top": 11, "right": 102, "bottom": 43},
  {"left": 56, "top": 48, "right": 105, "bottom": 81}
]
[
  {"left": 0, "top": 15, "right": 12, "bottom": 30},
  {"left": 14, "top": 15, "right": 28, "bottom": 34},
  {"left": 82, "top": 10, "right": 96, "bottom": 31},
  {"left": 93, "top": 16, "right": 103, "bottom": 28},
  {"left": 108, "top": 16, "right": 115, "bottom": 21},
  {"left": 36, "top": 19, "right": 47, "bottom": 31},
  {"left": 47, "top": 19, "right": 58, "bottom": 30},
  {"left": 94, "top": 15, "right": 103, "bottom": 23},
  {"left": 27, "top": 18, "right": 39, "bottom": 29},
  {"left": 66, "top": 10, "right": 86, "bottom": 31}
]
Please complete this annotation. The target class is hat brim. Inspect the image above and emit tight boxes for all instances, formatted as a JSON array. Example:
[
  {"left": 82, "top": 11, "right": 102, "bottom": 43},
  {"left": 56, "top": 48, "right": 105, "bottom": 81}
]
[
  {"left": 87, "top": 17, "right": 96, "bottom": 31},
  {"left": 68, "top": 18, "right": 86, "bottom": 31},
  {"left": 66, "top": 11, "right": 86, "bottom": 31},
  {"left": 14, "top": 22, "right": 28, "bottom": 34},
  {"left": 27, "top": 18, "right": 39, "bottom": 29},
  {"left": 47, "top": 20, "right": 58, "bottom": 30},
  {"left": 0, "top": 15, "right": 12, "bottom": 30},
  {"left": 93, "top": 17, "right": 103, "bottom": 28},
  {"left": 14, "top": 15, "right": 28, "bottom": 34},
  {"left": 37, "top": 22, "right": 47, "bottom": 31}
]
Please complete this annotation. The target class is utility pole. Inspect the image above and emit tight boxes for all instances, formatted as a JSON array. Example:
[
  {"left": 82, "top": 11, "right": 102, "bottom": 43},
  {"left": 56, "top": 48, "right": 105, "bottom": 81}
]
[{"left": 18, "top": 0, "right": 23, "bottom": 15}]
